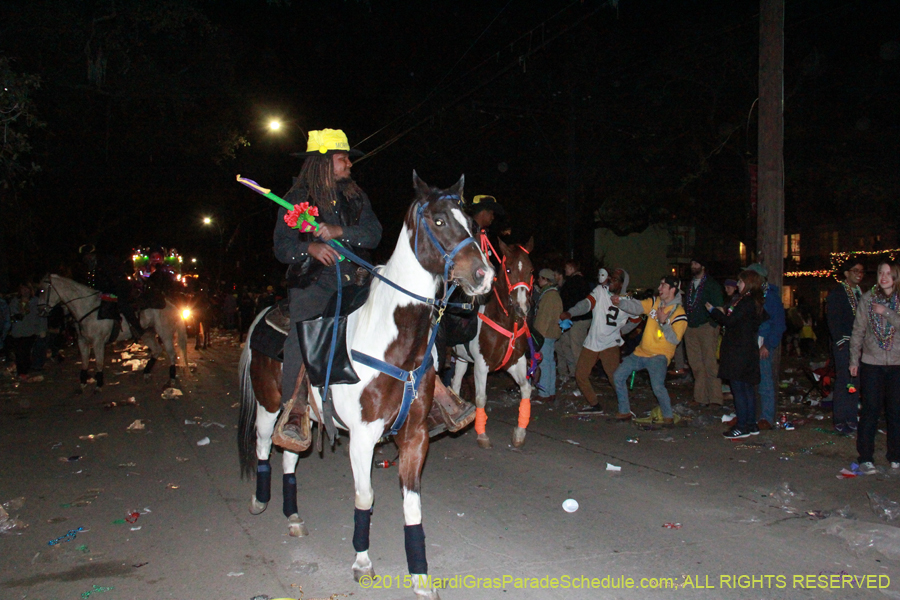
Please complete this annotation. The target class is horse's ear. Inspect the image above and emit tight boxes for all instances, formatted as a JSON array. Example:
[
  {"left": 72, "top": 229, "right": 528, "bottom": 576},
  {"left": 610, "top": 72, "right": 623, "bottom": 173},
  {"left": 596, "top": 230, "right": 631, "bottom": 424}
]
[
  {"left": 449, "top": 174, "right": 465, "bottom": 198},
  {"left": 498, "top": 238, "right": 511, "bottom": 257},
  {"left": 525, "top": 236, "right": 535, "bottom": 253},
  {"left": 412, "top": 170, "right": 431, "bottom": 199}
]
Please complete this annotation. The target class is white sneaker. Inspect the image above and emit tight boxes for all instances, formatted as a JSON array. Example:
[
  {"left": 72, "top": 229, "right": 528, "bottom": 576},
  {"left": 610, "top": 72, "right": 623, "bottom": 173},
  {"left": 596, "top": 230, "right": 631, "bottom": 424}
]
[
  {"left": 859, "top": 461, "right": 877, "bottom": 475},
  {"left": 891, "top": 462, "right": 900, "bottom": 470}
]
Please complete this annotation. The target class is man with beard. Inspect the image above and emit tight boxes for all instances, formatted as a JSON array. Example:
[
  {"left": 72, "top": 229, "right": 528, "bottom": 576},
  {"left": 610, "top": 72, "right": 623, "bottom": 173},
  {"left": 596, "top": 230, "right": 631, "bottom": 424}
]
[
  {"left": 684, "top": 259, "right": 725, "bottom": 407},
  {"left": 274, "top": 129, "right": 383, "bottom": 443}
]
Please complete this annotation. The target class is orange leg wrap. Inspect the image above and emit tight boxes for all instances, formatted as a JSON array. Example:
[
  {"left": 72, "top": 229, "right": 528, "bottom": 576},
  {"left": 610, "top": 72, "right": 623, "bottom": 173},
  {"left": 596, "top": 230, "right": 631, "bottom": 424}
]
[
  {"left": 517, "top": 398, "right": 531, "bottom": 429},
  {"left": 474, "top": 407, "right": 488, "bottom": 435}
]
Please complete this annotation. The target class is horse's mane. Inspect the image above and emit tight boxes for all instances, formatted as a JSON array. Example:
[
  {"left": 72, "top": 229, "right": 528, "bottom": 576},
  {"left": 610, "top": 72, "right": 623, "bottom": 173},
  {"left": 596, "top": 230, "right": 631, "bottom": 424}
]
[{"left": 52, "top": 274, "right": 99, "bottom": 295}]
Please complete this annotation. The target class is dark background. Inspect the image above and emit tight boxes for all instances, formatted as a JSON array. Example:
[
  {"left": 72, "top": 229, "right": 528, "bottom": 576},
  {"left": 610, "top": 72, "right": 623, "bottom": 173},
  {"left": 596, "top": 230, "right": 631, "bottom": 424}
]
[{"left": 1, "top": 0, "right": 897, "bottom": 290}]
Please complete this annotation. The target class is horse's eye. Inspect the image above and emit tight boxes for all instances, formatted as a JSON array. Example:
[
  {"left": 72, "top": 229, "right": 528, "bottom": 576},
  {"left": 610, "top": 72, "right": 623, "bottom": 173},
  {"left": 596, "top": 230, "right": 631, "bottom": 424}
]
[{"left": 434, "top": 219, "right": 444, "bottom": 226}]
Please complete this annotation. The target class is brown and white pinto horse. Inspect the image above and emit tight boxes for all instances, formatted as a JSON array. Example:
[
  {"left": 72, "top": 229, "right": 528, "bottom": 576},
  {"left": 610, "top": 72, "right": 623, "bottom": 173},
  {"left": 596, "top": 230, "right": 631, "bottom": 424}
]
[
  {"left": 237, "top": 172, "right": 493, "bottom": 600},
  {"left": 451, "top": 239, "right": 534, "bottom": 448}
]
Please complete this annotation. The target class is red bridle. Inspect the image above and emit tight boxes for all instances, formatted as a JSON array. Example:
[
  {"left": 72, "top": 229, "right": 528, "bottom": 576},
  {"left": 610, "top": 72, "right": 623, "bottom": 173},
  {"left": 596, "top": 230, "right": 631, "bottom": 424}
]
[{"left": 478, "top": 244, "right": 534, "bottom": 369}]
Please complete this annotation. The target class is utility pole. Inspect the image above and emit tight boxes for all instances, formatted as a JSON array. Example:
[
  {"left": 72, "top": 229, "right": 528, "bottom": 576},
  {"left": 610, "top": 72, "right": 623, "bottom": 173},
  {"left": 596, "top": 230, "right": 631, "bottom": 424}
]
[{"left": 758, "top": 0, "right": 785, "bottom": 372}]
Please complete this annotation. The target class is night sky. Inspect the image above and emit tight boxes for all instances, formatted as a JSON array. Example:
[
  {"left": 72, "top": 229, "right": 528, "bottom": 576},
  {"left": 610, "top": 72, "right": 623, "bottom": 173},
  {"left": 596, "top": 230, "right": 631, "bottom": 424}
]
[{"left": 0, "top": 0, "right": 896, "bottom": 290}]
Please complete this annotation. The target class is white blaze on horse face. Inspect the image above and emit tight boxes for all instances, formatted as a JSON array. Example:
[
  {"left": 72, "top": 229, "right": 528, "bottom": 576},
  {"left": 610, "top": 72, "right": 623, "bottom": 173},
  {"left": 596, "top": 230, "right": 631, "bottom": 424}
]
[
  {"left": 450, "top": 206, "right": 472, "bottom": 235},
  {"left": 513, "top": 287, "right": 529, "bottom": 318}
]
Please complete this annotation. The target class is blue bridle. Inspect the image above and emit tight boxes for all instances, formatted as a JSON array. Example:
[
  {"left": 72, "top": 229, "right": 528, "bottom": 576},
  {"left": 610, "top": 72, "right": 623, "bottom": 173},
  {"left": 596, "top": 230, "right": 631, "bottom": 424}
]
[{"left": 326, "top": 194, "right": 480, "bottom": 436}]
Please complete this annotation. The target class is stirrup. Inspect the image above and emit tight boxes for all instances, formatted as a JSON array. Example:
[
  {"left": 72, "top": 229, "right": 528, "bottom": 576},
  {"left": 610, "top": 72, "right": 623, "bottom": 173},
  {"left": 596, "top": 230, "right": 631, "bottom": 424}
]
[
  {"left": 432, "top": 379, "right": 476, "bottom": 433},
  {"left": 273, "top": 365, "right": 312, "bottom": 452}
]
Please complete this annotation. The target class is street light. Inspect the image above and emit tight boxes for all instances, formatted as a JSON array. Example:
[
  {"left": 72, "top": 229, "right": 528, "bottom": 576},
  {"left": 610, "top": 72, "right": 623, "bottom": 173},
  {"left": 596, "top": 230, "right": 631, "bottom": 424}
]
[
  {"left": 202, "top": 216, "right": 212, "bottom": 225},
  {"left": 268, "top": 119, "right": 282, "bottom": 132}
]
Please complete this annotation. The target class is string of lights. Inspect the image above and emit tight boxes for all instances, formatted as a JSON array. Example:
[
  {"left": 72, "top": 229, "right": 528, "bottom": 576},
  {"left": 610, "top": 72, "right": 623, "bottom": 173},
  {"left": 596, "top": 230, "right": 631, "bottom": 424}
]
[{"left": 785, "top": 249, "right": 900, "bottom": 281}]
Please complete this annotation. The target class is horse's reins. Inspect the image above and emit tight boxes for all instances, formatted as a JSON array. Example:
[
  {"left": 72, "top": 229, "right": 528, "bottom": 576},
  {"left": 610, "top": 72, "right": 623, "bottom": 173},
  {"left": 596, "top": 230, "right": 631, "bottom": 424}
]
[
  {"left": 40, "top": 279, "right": 101, "bottom": 326},
  {"left": 322, "top": 195, "right": 481, "bottom": 436}
]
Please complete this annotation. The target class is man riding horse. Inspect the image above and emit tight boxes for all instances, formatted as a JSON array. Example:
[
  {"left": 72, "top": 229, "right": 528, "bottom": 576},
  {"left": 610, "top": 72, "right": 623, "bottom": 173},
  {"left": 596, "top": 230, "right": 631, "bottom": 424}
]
[
  {"left": 74, "top": 244, "right": 143, "bottom": 339},
  {"left": 273, "top": 128, "right": 474, "bottom": 448},
  {"left": 273, "top": 128, "right": 382, "bottom": 446}
]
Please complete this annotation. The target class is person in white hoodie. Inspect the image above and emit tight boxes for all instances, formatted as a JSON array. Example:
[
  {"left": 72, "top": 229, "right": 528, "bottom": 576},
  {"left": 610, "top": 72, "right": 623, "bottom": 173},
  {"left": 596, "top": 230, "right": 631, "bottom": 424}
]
[{"left": 561, "top": 268, "right": 640, "bottom": 414}]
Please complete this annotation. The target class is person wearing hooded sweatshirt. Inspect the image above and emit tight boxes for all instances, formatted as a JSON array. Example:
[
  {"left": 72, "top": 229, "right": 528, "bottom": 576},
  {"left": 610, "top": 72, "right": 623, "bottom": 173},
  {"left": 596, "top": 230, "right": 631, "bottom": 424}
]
[
  {"left": 611, "top": 275, "right": 688, "bottom": 423},
  {"left": 561, "top": 268, "right": 640, "bottom": 414}
]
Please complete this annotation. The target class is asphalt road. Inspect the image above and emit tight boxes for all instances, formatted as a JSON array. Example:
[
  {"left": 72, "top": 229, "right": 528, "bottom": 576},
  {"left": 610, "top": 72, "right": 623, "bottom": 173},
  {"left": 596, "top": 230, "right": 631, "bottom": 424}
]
[{"left": 2, "top": 332, "right": 899, "bottom": 600}]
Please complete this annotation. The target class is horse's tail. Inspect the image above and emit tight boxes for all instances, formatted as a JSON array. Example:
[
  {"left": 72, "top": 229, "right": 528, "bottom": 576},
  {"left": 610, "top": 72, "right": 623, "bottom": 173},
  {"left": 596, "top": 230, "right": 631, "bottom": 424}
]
[{"left": 237, "top": 311, "right": 265, "bottom": 479}]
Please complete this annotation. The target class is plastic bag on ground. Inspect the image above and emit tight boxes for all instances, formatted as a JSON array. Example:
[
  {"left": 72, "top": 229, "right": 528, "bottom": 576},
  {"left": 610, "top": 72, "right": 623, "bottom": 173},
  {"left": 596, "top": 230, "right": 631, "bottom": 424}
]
[
  {"left": 821, "top": 518, "right": 900, "bottom": 561},
  {"left": 0, "top": 497, "right": 27, "bottom": 533},
  {"left": 868, "top": 492, "right": 900, "bottom": 522}
]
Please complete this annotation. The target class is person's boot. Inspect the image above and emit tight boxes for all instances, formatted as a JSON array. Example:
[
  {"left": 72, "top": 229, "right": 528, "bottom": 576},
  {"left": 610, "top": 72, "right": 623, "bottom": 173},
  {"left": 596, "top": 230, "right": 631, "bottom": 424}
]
[
  {"left": 272, "top": 366, "right": 312, "bottom": 453},
  {"left": 432, "top": 379, "right": 476, "bottom": 433}
]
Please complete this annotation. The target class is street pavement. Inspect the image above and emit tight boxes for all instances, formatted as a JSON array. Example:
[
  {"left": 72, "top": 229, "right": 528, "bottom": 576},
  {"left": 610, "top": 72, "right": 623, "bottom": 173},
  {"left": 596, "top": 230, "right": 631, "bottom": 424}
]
[{"left": 2, "top": 332, "right": 899, "bottom": 600}]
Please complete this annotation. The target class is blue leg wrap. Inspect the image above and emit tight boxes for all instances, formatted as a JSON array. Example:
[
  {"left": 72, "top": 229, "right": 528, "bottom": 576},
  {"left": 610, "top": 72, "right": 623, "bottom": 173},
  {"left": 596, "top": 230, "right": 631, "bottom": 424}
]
[
  {"left": 169, "top": 364, "right": 177, "bottom": 380},
  {"left": 95, "top": 371, "right": 104, "bottom": 387},
  {"left": 255, "top": 460, "right": 271, "bottom": 504},
  {"left": 80, "top": 369, "right": 89, "bottom": 385},
  {"left": 143, "top": 356, "right": 157, "bottom": 375},
  {"left": 282, "top": 474, "right": 297, "bottom": 517},
  {"left": 353, "top": 508, "right": 372, "bottom": 552},
  {"left": 404, "top": 524, "right": 428, "bottom": 575}
]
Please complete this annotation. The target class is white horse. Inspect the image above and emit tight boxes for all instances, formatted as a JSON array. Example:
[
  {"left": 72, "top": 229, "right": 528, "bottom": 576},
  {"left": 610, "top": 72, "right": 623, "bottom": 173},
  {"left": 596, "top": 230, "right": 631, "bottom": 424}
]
[
  {"left": 40, "top": 274, "right": 188, "bottom": 390},
  {"left": 238, "top": 173, "right": 493, "bottom": 600}
]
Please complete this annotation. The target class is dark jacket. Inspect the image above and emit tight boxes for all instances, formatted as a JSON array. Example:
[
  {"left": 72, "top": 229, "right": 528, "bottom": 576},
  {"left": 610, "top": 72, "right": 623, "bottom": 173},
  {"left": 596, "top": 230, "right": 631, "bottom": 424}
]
[
  {"left": 560, "top": 273, "right": 592, "bottom": 322},
  {"left": 758, "top": 283, "right": 786, "bottom": 350},
  {"left": 826, "top": 283, "right": 860, "bottom": 348},
  {"left": 685, "top": 276, "right": 724, "bottom": 328},
  {"left": 709, "top": 296, "right": 768, "bottom": 384},
  {"left": 273, "top": 182, "right": 382, "bottom": 289}
]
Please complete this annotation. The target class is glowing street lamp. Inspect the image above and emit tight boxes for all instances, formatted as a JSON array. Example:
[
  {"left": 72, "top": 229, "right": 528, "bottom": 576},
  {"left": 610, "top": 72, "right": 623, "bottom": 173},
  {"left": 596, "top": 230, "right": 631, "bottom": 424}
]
[
  {"left": 202, "top": 216, "right": 212, "bottom": 225},
  {"left": 268, "top": 119, "right": 282, "bottom": 132}
]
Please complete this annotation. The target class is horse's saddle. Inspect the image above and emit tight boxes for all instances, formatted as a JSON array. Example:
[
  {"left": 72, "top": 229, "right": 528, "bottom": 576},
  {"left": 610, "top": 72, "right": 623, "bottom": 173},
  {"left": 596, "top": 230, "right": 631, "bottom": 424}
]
[{"left": 250, "top": 286, "right": 371, "bottom": 389}]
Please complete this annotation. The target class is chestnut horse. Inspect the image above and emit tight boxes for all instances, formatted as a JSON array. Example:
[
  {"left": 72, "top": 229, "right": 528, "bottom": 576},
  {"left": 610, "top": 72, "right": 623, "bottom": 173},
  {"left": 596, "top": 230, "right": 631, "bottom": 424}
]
[
  {"left": 237, "top": 172, "right": 493, "bottom": 600},
  {"left": 451, "top": 239, "right": 534, "bottom": 448}
]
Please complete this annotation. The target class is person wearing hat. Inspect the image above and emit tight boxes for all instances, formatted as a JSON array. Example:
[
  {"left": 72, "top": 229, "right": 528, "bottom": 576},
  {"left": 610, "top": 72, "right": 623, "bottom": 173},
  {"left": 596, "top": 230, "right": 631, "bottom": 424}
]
[
  {"left": 706, "top": 268, "right": 769, "bottom": 439},
  {"left": 745, "top": 262, "right": 786, "bottom": 429},
  {"left": 467, "top": 195, "right": 505, "bottom": 268},
  {"left": 827, "top": 257, "right": 865, "bottom": 434},
  {"left": 610, "top": 275, "right": 688, "bottom": 424},
  {"left": 533, "top": 267, "right": 563, "bottom": 403},
  {"left": 723, "top": 278, "right": 739, "bottom": 303},
  {"left": 274, "top": 128, "right": 383, "bottom": 443},
  {"left": 684, "top": 259, "right": 725, "bottom": 407}
]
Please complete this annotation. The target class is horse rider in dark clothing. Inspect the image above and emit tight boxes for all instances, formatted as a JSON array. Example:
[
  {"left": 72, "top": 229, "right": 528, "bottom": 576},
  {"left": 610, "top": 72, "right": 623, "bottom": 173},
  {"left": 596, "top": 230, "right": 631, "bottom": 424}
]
[
  {"left": 74, "top": 245, "right": 144, "bottom": 339},
  {"left": 273, "top": 128, "right": 382, "bottom": 444}
]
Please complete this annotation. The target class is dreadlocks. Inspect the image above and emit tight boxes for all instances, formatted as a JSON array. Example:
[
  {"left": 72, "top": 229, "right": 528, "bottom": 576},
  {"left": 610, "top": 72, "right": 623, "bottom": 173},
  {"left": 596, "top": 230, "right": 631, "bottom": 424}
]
[{"left": 288, "top": 154, "right": 362, "bottom": 210}]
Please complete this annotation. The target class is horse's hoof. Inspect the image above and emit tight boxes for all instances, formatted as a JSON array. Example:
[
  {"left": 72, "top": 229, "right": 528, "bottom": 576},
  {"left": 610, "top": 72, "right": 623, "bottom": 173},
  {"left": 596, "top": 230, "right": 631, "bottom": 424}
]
[
  {"left": 411, "top": 576, "right": 441, "bottom": 600},
  {"left": 288, "top": 513, "right": 309, "bottom": 537},
  {"left": 511, "top": 427, "right": 526, "bottom": 448},
  {"left": 353, "top": 565, "right": 375, "bottom": 582},
  {"left": 249, "top": 495, "right": 267, "bottom": 515},
  {"left": 476, "top": 434, "right": 492, "bottom": 450}
]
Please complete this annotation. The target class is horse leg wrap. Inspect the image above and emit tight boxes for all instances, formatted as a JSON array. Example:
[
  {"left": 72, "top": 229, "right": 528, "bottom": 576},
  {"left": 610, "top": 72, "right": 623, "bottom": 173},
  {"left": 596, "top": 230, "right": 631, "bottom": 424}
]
[
  {"left": 143, "top": 357, "right": 157, "bottom": 375},
  {"left": 475, "top": 407, "right": 488, "bottom": 435},
  {"left": 517, "top": 397, "right": 531, "bottom": 429},
  {"left": 80, "top": 369, "right": 89, "bottom": 385},
  {"left": 95, "top": 371, "right": 104, "bottom": 388},
  {"left": 404, "top": 524, "right": 428, "bottom": 575},
  {"left": 353, "top": 508, "right": 373, "bottom": 552},
  {"left": 282, "top": 474, "right": 297, "bottom": 518},
  {"left": 168, "top": 365, "right": 177, "bottom": 380},
  {"left": 255, "top": 460, "right": 271, "bottom": 504}
]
